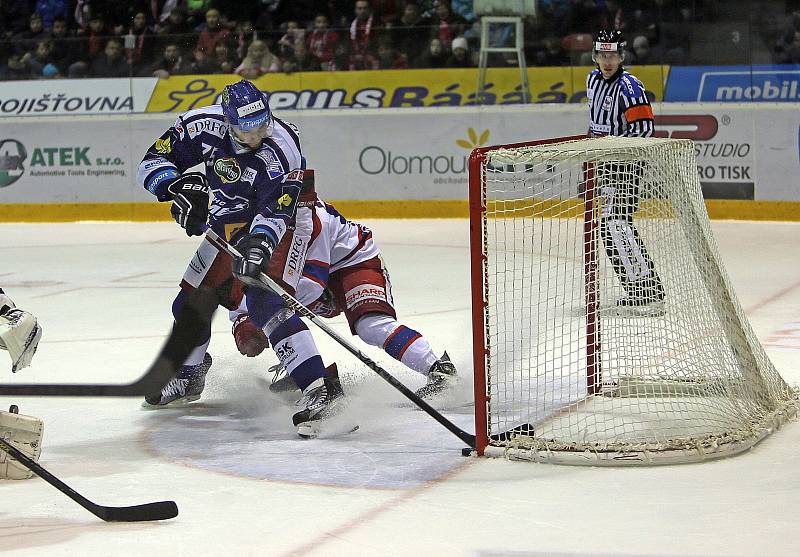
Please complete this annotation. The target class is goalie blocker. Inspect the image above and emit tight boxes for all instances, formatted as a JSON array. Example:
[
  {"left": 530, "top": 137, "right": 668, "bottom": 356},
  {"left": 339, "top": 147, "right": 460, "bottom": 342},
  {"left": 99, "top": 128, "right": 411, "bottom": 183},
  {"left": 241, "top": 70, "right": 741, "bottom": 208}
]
[
  {"left": 0, "top": 405, "right": 44, "bottom": 480},
  {"left": 0, "top": 291, "right": 43, "bottom": 373}
]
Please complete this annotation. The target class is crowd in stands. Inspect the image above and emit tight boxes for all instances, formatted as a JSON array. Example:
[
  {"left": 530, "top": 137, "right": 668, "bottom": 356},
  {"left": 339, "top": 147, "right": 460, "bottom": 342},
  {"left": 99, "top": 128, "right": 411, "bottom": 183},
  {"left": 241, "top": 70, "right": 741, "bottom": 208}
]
[{"left": 0, "top": 1, "right": 796, "bottom": 81}]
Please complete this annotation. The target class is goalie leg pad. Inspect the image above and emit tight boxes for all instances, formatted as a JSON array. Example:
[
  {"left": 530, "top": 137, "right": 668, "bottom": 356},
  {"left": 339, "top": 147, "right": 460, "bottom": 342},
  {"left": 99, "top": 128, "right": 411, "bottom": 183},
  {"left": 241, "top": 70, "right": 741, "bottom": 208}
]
[
  {"left": 601, "top": 218, "right": 657, "bottom": 284},
  {"left": 0, "top": 408, "right": 44, "bottom": 480},
  {"left": 0, "top": 309, "right": 43, "bottom": 373}
]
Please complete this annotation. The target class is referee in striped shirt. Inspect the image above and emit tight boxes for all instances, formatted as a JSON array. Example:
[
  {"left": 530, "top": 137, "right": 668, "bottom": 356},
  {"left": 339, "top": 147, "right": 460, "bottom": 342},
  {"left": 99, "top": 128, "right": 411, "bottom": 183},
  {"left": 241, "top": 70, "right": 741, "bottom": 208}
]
[{"left": 587, "top": 30, "right": 664, "bottom": 307}]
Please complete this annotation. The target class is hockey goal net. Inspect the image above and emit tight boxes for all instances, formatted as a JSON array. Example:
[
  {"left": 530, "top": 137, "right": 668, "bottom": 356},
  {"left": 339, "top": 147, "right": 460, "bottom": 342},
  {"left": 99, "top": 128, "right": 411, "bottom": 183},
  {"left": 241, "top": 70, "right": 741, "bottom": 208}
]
[{"left": 469, "top": 135, "right": 797, "bottom": 465}]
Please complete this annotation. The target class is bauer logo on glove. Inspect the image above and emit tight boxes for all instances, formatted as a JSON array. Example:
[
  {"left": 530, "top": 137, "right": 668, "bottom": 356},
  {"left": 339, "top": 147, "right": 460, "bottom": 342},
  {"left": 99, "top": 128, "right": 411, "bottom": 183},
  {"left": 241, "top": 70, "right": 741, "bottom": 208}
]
[{"left": 166, "top": 172, "right": 210, "bottom": 237}]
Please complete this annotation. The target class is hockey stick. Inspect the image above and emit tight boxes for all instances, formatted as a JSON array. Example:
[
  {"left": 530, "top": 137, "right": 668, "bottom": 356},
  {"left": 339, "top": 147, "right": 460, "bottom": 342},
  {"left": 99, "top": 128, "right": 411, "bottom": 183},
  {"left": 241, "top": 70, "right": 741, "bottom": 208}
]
[
  {"left": 0, "top": 285, "right": 219, "bottom": 396},
  {"left": 205, "top": 229, "right": 478, "bottom": 448},
  {"left": 0, "top": 437, "right": 178, "bottom": 522}
]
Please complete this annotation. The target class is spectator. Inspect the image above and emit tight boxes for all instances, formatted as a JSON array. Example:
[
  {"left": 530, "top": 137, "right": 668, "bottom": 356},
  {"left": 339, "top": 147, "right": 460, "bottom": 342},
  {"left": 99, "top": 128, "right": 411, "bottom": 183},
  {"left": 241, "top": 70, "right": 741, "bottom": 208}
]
[
  {"left": 234, "top": 19, "right": 258, "bottom": 60},
  {"left": 327, "top": 39, "right": 352, "bottom": 71},
  {"left": 128, "top": 11, "right": 158, "bottom": 74},
  {"left": 282, "top": 40, "right": 322, "bottom": 73},
  {"left": 35, "top": 0, "right": 68, "bottom": 32},
  {"left": 350, "top": 0, "right": 379, "bottom": 70},
  {"left": 0, "top": 53, "right": 37, "bottom": 80},
  {"left": 158, "top": 6, "right": 192, "bottom": 36},
  {"left": 429, "top": 0, "right": 467, "bottom": 49},
  {"left": 185, "top": 0, "right": 213, "bottom": 28},
  {"left": 49, "top": 16, "right": 82, "bottom": 72},
  {"left": 777, "top": 30, "right": 800, "bottom": 64},
  {"left": 146, "top": 43, "right": 187, "bottom": 77},
  {"left": 416, "top": 37, "right": 448, "bottom": 68},
  {"left": 446, "top": 35, "right": 471, "bottom": 67},
  {"left": 210, "top": 42, "right": 236, "bottom": 73},
  {"left": 392, "top": 1, "right": 430, "bottom": 67},
  {"left": 774, "top": 14, "right": 800, "bottom": 63},
  {"left": 2, "top": 0, "right": 34, "bottom": 38},
  {"left": 630, "top": 35, "right": 658, "bottom": 65},
  {"left": 450, "top": 0, "right": 476, "bottom": 22},
  {"left": 91, "top": 38, "right": 131, "bottom": 77},
  {"left": 599, "top": 0, "right": 629, "bottom": 33},
  {"left": 372, "top": 0, "right": 401, "bottom": 26},
  {"left": 195, "top": 8, "right": 231, "bottom": 59},
  {"left": 532, "top": 36, "right": 570, "bottom": 67},
  {"left": 73, "top": 0, "right": 90, "bottom": 32},
  {"left": 15, "top": 13, "right": 48, "bottom": 56},
  {"left": 538, "top": 0, "right": 571, "bottom": 37},
  {"left": 235, "top": 39, "right": 280, "bottom": 78},
  {"left": 82, "top": 14, "right": 107, "bottom": 61},
  {"left": 375, "top": 37, "right": 406, "bottom": 69},
  {"left": 185, "top": 40, "right": 236, "bottom": 74},
  {"left": 277, "top": 20, "right": 305, "bottom": 60},
  {"left": 307, "top": 14, "right": 339, "bottom": 70},
  {"left": 22, "top": 38, "right": 58, "bottom": 77}
]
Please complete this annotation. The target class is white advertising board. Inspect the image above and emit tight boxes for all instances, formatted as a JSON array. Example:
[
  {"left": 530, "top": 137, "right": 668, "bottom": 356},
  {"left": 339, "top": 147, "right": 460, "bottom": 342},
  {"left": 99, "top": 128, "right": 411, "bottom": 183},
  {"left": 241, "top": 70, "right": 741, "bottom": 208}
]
[
  {"left": 0, "top": 78, "right": 158, "bottom": 117},
  {"left": 0, "top": 104, "right": 798, "bottom": 205}
]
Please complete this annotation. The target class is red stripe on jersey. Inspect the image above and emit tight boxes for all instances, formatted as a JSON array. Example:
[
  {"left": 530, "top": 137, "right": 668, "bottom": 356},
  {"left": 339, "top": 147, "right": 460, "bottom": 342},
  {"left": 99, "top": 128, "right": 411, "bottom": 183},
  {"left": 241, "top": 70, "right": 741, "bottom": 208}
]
[
  {"left": 339, "top": 228, "right": 373, "bottom": 266},
  {"left": 311, "top": 205, "right": 322, "bottom": 243}
]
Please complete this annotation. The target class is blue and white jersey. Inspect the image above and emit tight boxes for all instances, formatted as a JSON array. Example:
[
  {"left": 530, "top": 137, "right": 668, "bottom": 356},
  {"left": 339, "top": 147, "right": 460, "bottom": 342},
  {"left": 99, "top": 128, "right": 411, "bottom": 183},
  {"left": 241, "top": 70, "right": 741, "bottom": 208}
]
[
  {"left": 137, "top": 104, "right": 304, "bottom": 246},
  {"left": 586, "top": 68, "right": 654, "bottom": 138}
]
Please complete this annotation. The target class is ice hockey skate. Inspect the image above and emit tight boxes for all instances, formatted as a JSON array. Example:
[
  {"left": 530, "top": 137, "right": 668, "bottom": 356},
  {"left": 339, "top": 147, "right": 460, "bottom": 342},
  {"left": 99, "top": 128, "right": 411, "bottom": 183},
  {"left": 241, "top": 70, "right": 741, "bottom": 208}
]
[
  {"left": 142, "top": 353, "right": 212, "bottom": 408},
  {"left": 292, "top": 364, "right": 348, "bottom": 439},
  {"left": 414, "top": 352, "right": 458, "bottom": 399},
  {"left": 613, "top": 279, "right": 666, "bottom": 316},
  {"left": 0, "top": 307, "right": 43, "bottom": 373},
  {"left": 268, "top": 362, "right": 299, "bottom": 394}
]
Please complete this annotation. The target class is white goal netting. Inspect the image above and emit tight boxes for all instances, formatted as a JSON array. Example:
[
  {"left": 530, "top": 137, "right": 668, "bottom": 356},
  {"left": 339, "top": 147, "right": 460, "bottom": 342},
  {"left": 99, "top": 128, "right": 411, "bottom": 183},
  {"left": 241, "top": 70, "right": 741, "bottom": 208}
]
[{"left": 471, "top": 136, "right": 797, "bottom": 465}]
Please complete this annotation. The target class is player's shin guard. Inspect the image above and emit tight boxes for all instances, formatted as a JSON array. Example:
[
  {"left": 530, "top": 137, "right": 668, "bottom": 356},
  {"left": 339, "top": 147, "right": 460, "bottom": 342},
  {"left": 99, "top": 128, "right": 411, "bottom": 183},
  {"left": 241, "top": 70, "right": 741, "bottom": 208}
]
[
  {"left": 601, "top": 217, "right": 664, "bottom": 305},
  {"left": 355, "top": 314, "right": 438, "bottom": 373},
  {"left": 0, "top": 405, "right": 44, "bottom": 480}
]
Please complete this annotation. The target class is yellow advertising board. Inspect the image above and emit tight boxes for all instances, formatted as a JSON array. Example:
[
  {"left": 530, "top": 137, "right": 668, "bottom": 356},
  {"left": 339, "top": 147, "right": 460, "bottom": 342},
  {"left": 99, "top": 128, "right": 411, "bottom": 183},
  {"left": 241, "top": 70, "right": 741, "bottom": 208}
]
[{"left": 145, "top": 66, "right": 668, "bottom": 113}]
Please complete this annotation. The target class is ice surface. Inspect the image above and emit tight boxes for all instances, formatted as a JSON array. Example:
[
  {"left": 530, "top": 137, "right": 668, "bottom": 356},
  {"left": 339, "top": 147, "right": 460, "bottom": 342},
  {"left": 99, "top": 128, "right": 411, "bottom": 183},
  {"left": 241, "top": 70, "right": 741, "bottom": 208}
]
[{"left": 1, "top": 219, "right": 798, "bottom": 556}]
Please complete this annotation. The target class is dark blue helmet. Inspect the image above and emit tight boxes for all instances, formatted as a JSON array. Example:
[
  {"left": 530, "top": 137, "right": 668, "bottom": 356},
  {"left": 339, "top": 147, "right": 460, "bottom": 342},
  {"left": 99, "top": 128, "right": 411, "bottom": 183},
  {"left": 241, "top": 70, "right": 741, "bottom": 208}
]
[{"left": 221, "top": 80, "right": 271, "bottom": 131}]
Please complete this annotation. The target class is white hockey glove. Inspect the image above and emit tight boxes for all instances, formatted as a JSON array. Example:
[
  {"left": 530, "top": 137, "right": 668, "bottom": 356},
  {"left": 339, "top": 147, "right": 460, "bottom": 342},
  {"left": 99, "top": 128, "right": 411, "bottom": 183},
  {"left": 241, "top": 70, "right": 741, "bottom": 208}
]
[
  {"left": 0, "top": 305, "right": 42, "bottom": 373},
  {"left": 0, "top": 405, "right": 44, "bottom": 480},
  {"left": 166, "top": 172, "right": 210, "bottom": 237}
]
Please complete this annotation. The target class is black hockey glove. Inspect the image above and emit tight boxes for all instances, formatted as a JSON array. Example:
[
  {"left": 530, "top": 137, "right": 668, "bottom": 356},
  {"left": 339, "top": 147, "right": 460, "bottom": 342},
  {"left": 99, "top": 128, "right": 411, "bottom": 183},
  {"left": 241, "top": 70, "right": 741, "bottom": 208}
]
[
  {"left": 166, "top": 172, "right": 210, "bottom": 237},
  {"left": 232, "top": 233, "right": 276, "bottom": 286}
]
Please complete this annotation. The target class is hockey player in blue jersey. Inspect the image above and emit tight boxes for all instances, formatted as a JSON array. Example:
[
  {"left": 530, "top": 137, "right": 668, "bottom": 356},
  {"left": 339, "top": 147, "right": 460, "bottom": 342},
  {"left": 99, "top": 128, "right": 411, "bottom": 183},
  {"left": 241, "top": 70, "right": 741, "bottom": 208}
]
[
  {"left": 586, "top": 30, "right": 664, "bottom": 307},
  {"left": 137, "top": 79, "right": 344, "bottom": 437}
]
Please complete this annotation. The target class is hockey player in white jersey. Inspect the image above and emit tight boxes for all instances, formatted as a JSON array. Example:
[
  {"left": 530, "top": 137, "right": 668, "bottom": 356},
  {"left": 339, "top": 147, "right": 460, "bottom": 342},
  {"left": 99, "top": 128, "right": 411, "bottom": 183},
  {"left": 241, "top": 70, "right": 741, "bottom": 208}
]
[
  {"left": 0, "top": 288, "right": 42, "bottom": 373},
  {"left": 231, "top": 170, "right": 457, "bottom": 399},
  {"left": 586, "top": 30, "right": 664, "bottom": 307}
]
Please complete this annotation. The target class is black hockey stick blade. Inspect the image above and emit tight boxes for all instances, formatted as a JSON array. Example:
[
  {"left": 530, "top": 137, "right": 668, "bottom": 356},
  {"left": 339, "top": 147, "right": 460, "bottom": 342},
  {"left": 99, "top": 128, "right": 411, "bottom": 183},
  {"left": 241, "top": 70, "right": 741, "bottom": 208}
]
[
  {"left": 0, "top": 437, "right": 178, "bottom": 522},
  {"left": 206, "top": 229, "right": 477, "bottom": 448},
  {"left": 0, "top": 286, "right": 218, "bottom": 396}
]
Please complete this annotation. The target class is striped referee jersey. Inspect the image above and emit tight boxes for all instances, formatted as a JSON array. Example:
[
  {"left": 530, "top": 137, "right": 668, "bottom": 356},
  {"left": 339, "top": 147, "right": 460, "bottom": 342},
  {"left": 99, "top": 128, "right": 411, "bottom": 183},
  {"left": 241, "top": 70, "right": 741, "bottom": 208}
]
[{"left": 586, "top": 67, "right": 654, "bottom": 138}]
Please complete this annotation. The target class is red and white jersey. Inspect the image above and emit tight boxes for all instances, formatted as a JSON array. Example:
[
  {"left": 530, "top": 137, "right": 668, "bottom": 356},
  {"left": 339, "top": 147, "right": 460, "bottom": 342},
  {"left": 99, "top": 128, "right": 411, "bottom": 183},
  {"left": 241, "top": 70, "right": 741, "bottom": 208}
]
[{"left": 268, "top": 197, "right": 381, "bottom": 307}]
